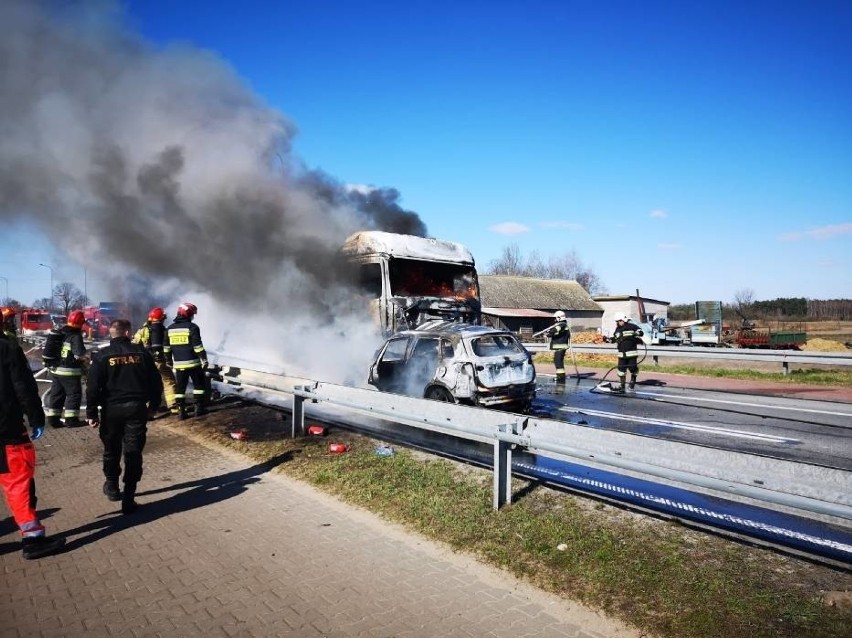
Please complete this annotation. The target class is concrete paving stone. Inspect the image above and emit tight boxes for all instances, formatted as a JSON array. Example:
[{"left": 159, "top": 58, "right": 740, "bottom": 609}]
[{"left": 2, "top": 420, "right": 638, "bottom": 638}]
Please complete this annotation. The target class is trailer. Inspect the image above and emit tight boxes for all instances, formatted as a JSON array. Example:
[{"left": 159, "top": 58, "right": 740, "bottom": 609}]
[{"left": 735, "top": 329, "right": 807, "bottom": 350}]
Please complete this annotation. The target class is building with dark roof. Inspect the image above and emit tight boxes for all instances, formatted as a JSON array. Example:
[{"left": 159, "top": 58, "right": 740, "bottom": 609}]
[{"left": 478, "top": 275, "right": 603, "bottom": 339}]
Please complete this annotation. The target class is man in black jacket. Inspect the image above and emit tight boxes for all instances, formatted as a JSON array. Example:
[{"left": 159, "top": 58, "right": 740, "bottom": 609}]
[
  {"left": 86, "top": 319, "right": 163, "bottom": 514},
  {"left": 0, "top": 333, "right": 65, "bottom": 559}
]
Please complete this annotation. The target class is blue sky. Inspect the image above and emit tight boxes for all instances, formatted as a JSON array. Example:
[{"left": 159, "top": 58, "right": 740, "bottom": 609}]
[{"left": 2, "top": 0, "right": 850, "bottom": 306}]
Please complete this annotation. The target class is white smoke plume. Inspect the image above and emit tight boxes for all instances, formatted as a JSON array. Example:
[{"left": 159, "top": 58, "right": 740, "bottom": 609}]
[{"left": 0, "top": 0, "right": 427, "bottom": 382}]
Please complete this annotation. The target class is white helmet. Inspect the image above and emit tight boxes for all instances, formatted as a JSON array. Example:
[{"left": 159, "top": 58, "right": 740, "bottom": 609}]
[
  {"left": 554, "top": 310, "right": 566, "bottom": 320},
  {"left": 616, "top": 313, "right": 630, "bottom": 323}
]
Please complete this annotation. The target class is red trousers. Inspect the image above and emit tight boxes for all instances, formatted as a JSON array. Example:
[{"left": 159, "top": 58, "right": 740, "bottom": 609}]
[{"left": 0, "top": 442, "right": 44, "bottom": 537}]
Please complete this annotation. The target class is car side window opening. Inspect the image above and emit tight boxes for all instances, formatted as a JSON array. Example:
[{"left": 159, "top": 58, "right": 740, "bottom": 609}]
[
  {"left": 412, "top": 337, "right": 440, "bottom": 361},
  {"left": 381, "top": 337, "right": 410, "bottom": 363},
  {"left": 441, "top": 339, "right": 454, "bottom": 359}
]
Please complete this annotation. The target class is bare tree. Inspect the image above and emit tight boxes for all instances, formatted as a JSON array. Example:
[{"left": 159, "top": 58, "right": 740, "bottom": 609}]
[
  {"left": 54, "top": 282, "right": 85, "bottom": 315},
  {"left": 733, "top": 288, "right": 756, "bottom": 326},
  {"left": 487, "top": 244, "right": 525, "bottom": 276},
  {"left": 485, "top": 243, "right": 606, "bottom": 294}
]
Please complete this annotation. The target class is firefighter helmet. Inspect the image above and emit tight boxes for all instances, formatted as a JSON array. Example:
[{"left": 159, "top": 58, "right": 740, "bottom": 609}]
[
  {"left": 148, "top": 307, "right": 166, "bottom": 322},
  {"left": 0, "top": 306, "right": 14, "bottom": 321},
  {"left": 67, "top": 310, "right": 86, "bottom": 328},
  {"left": 616, "top": 313, "right": 630, "bottom": 323},
  {"left": 176, "top": 302, "right": 198, "bottom": 319},
  {"left": 554, "top": 310, "right": 566, "bottom": 320}
]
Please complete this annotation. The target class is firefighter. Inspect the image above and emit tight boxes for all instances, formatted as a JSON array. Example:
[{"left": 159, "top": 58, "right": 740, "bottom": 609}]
[
  {"left": 0, "top": 330, "right": 66, "bottom": 559},
  {"left": 87, "top": 319, "right": 162, "bottom": 514},
  {"left": 132, "top": 307, "right": 177, "bottom": 413},
  {"left": 612, "top": 313, "right": 645, "bottom": 393},
  {"left": 547, "top": 310, "right": 571, "bottom": 383},
  {"left": 164, "top": 302, "right": 208, "bottom": 420},
  {"left": 1, "top": 306, "right": 20, "bottom": 348},
  {"left": 44, "top": 310, "right": 89, "bottom": 427}
]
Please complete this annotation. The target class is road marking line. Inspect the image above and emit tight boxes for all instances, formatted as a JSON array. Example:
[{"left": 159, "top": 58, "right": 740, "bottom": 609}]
[
  {"left": 558, "top": 406, "right": 798, "bottom": 443},
  {"left": 636, "top": 390, "right": 852, "bottom": 419}
]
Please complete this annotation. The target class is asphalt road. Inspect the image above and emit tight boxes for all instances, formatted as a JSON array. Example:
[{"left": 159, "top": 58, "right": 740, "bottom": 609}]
[{"left": 531, "top": 376, "right": 852, "bottom": 470}]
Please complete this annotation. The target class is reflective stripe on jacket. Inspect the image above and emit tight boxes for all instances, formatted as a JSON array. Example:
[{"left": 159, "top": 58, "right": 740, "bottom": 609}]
[{"left": 165, "top": 318, "right": 207, "bottom": 370}]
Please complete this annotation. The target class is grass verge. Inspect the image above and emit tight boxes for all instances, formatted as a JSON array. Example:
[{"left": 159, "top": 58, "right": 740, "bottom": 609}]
[
  {"left": 535, "top": 353, "right": 852, "bottom": 387},
  {"left": 173, "top": 404, "right": 852, "bottom": 638}
]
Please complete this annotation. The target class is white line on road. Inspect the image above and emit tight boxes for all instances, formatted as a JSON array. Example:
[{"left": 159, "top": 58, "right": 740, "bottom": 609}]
[
  {"left": 636, "top": 390, "right": 852, "bottom": 419},
  {"left": 558, "top": 406, "right": 799, "bottom": 443}
]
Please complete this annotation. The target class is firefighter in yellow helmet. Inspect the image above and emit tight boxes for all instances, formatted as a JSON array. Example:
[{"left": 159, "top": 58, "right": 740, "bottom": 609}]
[{"left": 132, "top": 307, "right": 177, "bottom": 413}]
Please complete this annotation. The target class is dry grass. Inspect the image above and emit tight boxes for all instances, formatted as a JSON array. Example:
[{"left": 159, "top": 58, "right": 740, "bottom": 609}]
[{"left": 166, "top": 403, "right": 852, "bottom": 638}]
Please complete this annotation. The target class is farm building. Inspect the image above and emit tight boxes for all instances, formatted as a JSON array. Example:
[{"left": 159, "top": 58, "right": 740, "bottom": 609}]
[{"left": 478, "top": 276, "right": 603, "bottom": 340}]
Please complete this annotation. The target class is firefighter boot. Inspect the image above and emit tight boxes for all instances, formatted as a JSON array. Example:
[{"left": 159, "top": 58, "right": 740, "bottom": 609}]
[
  {"left": 195, "top": 400, "right": 207, "bottom": 417},
  {"left": 175, "top": 402, "right": 187, "bottom": 421},
  {"left": 46, "top": 415, "right": 63, "bottom": 429},
  {"left": 610, "top": 377, "right": 625, "bottom": 393},
  {"left": 122, "top": 483, "right": 138, "bottom": 515},
  {"left": 555, "top": 373, "right": 566, "bottom": 384},
  {"left": 22, "top": 535, "right": 66, "bottom": 560},
  {"left": 628, "top": 374, "right": 637, "bottom": 392},
  {"left": 103, "top": 479, "right": 122, "bottom": 502}
]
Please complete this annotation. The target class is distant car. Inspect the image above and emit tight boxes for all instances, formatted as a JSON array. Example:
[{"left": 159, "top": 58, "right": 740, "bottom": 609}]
[{"left": 368, "top": 321, "right": 536, "bottom": 411}]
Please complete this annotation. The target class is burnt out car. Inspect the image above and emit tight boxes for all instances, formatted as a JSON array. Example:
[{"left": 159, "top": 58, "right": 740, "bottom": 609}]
[{"left": 368, "top": 321, "right": 536, "bottom": 411}]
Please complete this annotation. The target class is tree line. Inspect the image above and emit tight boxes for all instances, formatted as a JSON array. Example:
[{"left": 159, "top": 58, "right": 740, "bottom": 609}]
[{"left": 668, "top": 298, "right": 852, "bottom": 322}]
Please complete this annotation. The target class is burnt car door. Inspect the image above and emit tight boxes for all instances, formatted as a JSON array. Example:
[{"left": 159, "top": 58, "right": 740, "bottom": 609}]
[
  {"left": 407, "top": 336, "right": 442, "bottom": 393},
  {"left": 369, "top": 336, "right": 411, "bottom": 392}
]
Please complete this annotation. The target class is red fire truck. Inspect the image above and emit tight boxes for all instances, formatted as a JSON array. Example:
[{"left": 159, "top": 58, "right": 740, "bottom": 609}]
[
  {"left": 82, "top": 302, "right": 129, "bottom": 340},
  {"left": 20, "top": 308, "right": 53, "bottom": 335}
]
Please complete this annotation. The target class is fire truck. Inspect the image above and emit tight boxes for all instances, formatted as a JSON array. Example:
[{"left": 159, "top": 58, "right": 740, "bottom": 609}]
[
  {"left": 82, "top": 302, "right": 129, "bottom": 340},
  {"left": 19, "top": 308, "right": 53, "bottom": 335}
]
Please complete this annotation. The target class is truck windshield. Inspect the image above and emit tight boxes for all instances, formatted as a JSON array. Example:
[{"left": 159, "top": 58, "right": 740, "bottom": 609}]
[{"left": 388, "top": 259, "right": 478, "bottom": 300}]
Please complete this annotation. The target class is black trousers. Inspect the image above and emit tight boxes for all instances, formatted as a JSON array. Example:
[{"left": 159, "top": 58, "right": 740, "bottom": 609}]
[
  {"left": 45, "top": 374, "right": 83, "bottom": 418},
  {"left": 174, "top": 366, "right": 207, "bottom": 404},
  {"left": 553, "top": 349, "right": 566, "bottom": 377},
  {"left": 99, "top": 402, "right": 148, "bottom": 486},
  {"left": 616, "top": 356, "right": 639, "bottom": 377}
]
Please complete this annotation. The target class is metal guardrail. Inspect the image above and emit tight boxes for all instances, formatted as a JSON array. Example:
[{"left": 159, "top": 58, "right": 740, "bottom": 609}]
[
  {"left": 523, "top": 342, "right": 852, "bottom": 373},
  {"left": 207, "top": 357, "right": 851, "bottom": 530}
]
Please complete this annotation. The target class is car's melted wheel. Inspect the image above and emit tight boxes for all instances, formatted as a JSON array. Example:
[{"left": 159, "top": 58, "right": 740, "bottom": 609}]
[{"left": 425, "top": 387, "right": 454, "bottom": 403}]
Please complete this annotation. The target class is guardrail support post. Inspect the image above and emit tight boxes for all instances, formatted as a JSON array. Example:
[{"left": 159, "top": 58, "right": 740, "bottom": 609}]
[
  {"left": 782, "top": 361, "right": 789, "bottom": 376},
  {"left": 292, "top": 388, "right": 305, "bottom": 438},
  {"left": 493, "top": 424, "right": 512, "bottom": 510}
]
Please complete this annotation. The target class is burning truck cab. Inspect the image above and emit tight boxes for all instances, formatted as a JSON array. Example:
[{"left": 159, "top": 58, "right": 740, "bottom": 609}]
[{"left": 342, "top": 231, "right": 481, "bottom": 335}]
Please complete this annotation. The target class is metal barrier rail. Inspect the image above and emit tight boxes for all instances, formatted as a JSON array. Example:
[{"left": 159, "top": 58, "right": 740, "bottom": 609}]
[
  {"left": 208, "top": 358, "right": 851, "bottom": 527},
  {"left": 523, "top": 342, "right": 852, "bottom": 373}
]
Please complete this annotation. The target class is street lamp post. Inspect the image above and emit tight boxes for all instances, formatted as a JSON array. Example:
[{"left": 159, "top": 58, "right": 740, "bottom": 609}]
[
  {"left": 0, "top": 276, "right": 8, "bottom": 302},
  {"left": 38, "top": 263, "right": 54, "bottom": 311}
]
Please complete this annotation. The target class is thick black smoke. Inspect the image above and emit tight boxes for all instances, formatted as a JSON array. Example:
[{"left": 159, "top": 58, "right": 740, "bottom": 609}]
[{"left": 0, "top": 0, "right": 427, "bottom": 316}]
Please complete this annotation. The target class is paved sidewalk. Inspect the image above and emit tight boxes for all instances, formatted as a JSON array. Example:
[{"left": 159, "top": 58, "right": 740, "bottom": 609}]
[{"left": 2, "top": 422, "right": 637, "bottom": 638}]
